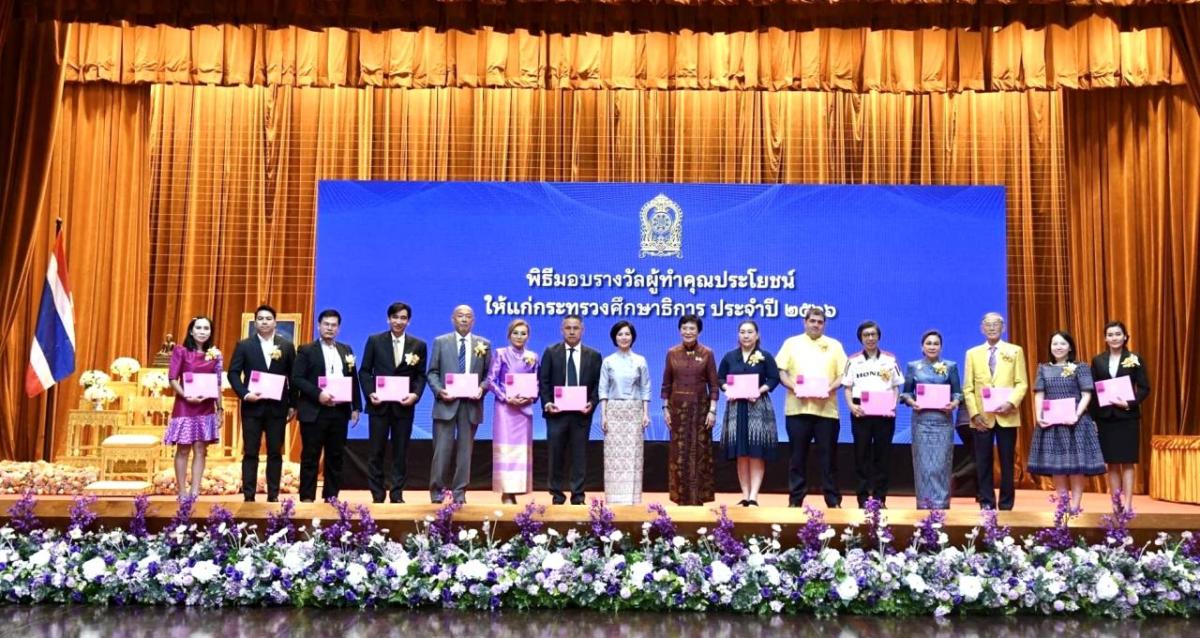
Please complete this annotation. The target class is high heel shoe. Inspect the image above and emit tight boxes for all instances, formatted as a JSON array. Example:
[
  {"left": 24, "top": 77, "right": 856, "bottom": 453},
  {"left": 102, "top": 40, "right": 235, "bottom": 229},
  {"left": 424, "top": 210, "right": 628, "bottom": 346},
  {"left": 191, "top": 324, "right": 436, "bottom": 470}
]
[
  {"left": 738, "top": 499, "right": 750, "bottom": 507},
  {"left": 747, "top": 499, "right": 759, "bottom": 507},
  {"left": 501, "top": 495, "right": 517, "bottom": 505}
]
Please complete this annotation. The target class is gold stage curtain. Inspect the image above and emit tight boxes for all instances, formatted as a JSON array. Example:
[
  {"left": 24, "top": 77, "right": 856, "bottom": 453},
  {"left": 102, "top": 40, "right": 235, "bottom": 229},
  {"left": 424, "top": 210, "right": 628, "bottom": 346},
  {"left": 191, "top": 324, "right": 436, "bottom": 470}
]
[
  {"left": 0, "top": 20, "right": 67, "bottom": 460},
  {"left": 64, "top": 19, "right": 1186, "bottom": 91},
  {"left": 1065, "top": 85, "right": 1200, "bottom": 494}
]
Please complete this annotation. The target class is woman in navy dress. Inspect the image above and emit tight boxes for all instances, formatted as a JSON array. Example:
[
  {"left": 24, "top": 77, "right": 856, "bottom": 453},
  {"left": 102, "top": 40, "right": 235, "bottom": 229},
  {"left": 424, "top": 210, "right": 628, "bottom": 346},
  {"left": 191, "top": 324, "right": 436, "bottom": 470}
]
[
  {"left": 1028, "top": 330, "right": 1106, "bottom": 512},
  {"left": 717, "top": 320, "right": 779, "bottom": 507},
  {"left": 899, "top": 330, "right": 962, "bottom": 509},
  {"left": 1089, "top": 320, "right": 1151, "bottom": 512}
]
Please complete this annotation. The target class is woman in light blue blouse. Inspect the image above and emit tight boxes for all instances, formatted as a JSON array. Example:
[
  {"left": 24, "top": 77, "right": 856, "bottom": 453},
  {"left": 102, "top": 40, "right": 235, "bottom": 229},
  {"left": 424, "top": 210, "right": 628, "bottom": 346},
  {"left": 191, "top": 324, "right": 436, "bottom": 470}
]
[
  {"left": 599, "top": 320, "right": 652, "bottom": 505},
  {"left": 899, "top": 330, "right": 963, "bottom": 509}
]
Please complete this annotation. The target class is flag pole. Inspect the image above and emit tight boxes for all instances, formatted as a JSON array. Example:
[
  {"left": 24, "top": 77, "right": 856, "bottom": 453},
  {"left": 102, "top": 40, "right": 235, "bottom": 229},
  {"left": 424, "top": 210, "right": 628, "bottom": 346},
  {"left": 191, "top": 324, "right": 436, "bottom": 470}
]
[{"left": 41, "top": 218, "right": 64, "bottom": 462}]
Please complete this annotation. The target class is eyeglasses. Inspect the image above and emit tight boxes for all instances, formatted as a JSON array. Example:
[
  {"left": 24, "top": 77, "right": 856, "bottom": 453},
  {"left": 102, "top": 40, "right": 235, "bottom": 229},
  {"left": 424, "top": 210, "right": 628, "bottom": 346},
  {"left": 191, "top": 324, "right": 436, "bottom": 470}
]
[{"left": 982, "top": 321, "right": 1003, "bottom": 328}]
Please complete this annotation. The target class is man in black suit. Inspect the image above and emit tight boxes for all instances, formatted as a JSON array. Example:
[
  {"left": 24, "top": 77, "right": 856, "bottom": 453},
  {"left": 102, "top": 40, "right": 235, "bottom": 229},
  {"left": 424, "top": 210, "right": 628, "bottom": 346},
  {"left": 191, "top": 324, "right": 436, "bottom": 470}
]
[
  {"left": 538, "top": 314, "right": 602, "bottom": 505},
  {"left": 291, "top": 308, "right": 362, "bottom": 502},
  {"left": 358, "top": 302, "right": 427, "bottom": 503},
  {"left": 227, "top": 304, "right": 296, "bottom": 502}
]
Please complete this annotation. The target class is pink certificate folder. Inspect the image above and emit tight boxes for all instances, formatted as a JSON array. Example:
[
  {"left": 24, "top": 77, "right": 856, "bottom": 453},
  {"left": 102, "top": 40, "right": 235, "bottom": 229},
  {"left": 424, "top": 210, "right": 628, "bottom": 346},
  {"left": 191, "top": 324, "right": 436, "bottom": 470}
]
[
  {"left": 793, "top": 374, "right": 830, "bottom": 399},
  {"left": 915, "top": 383, "right": 952, "bottom": 410},
  {"left": 505, "top": 373, "right": 539, "bottom": 399},
  {"left": 182, "top": 372, "right": 220, "bottom": 399},
  {"left": 860, "top": 390, "right": 896, "bottom": 417},
  {"left": 981, "top": 386, "right": 1014, "bottom": 413},
  {"left": 445, "top": 373, "right": 479, "bottom": 399},
  {"left": 554, "top": 386, "right": 588, "bottom": 411},
  {"left": 726, "top": 374, "right": 760, "bottom": 400},
  {"left": 1041, "top": 398, "right": 1077, "bottom": 425},
  {"left": 375, "top": 376, "right": 410, "bottom": 402},
  {"left": 319, "top": 376, "right": 352, "bottom": 403},
  {"left": 248, "top": 370, "right": 286, "bottom": 400},
  {"left": 1095, "top": 375, "right": 1135, "bottom": 407}
]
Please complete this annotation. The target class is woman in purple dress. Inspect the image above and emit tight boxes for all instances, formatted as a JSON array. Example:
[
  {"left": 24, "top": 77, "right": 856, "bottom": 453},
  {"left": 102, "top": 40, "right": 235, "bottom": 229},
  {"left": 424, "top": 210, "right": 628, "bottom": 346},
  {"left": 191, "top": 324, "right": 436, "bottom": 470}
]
[
  {"left": 488, "top": 319, "right": 540, "bottom": 504},
  {"left": 166, "top": 316, "right": 223, "bottom": 497}
]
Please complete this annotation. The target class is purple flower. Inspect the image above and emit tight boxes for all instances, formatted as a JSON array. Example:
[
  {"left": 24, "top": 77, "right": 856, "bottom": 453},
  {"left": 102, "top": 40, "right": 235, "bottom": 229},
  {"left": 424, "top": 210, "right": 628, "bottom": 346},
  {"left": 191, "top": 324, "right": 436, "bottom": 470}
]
[
  {"left": 1182, "top": 531, "right": 1200, "bottom": 562},
  {"left": 68, "top": 495, "right": 98, "bottom": 534},
  {"left": 205, "top": 505, "right": 236, "bottom": 539},
  {"left": 911, "top": 509, "right": 946, "bottom": 553},
  {"left": 355, "top": 504, "right": 379, "bottom": 545},
  {"left": 647, "top": 503, "right": 676, "bottom": 540},
  {"left": 979, "top": 508, "right": 1011, "bottom": 548},
  {"left": 711, "top": 505, "right": 745, "bottom": 564},
  {"left": 322, "top": 498, "right": 355, "bottom": 544},
  {"left": 589, "top": 498, "right": 616, "bottom": 539},
  {"left": 429, "top": 491, "right": 463, "bottom": 544},
  {"left": 862, "top": 497, "right": 894, "bottom": 553},
  {"left": 6, "top": 489, "right": 39, "bottom": 533},
  {"left": 797, "top": 505, "right": 829, "bottom": 557},
  {"left": 514, "top": 502, "right": 546, "bottom": 543},
  {"left": 1101, "top": 490, "right": 1136, "bottom": 552},
  {"left": 1033, "top": 492, "right": 1076, "bottom": 551},
  {"left": 266, "top": 498, "right": 297, "bottom": 541},
  {"left": 128, "top": 494, "right": 150, "bottom": 538},
  {"left": 169, "top": 494, "right": 197, "bottom": 531}
]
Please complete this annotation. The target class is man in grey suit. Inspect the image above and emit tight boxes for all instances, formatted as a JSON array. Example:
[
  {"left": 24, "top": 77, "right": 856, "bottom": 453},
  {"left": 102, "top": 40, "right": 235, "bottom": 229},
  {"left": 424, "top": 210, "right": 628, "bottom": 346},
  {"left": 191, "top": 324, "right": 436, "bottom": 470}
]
[{"left": 426, "top": 305, "right": 492, "bottom": 503}]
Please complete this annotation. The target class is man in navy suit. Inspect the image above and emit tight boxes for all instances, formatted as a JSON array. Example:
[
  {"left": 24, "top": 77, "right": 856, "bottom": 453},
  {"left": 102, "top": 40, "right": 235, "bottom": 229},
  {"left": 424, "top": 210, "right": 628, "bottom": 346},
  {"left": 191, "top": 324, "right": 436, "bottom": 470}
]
[
  {"left": 227, "top": 304, "right": 296, "bottom": 502},
  {"left": 358, "top": 302, "right": 427, "bottom": 503},
  {"left": 292, "top": 309, "right": 362, "bottom": 502},
  {"left": 538, "top": 314, "right": 602, "bottom": 505}
]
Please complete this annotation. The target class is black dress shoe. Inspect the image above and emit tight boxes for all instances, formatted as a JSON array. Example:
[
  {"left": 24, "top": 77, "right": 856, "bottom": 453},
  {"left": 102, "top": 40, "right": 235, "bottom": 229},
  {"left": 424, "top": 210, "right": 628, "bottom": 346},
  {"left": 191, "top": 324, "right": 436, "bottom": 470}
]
[
  {"left": 389, "top": 496, "right": 405, "bottom": 504},
  {"left": 267, "top": 497, "right": 279, "bottom": 503},
  {"left": 747, "top": 500, "right": 759, "bottom": 507},
  {"left": 372, "top": 498, "right": 386, "bottom": 504},
  {"left": 552, "top": 498, "right": 566, "bottom": 505},
  {"left": 570, "top": 498, "right": 585, "bottom": 505},
  {"left": 738, "top": 499, "right": 750, "bottom": 507},
  {"left": 300, "top": 498, "right": 315, "bottom": 503},
  {"left": 243, "top": 496, "right": 255, "bottom": 503}
]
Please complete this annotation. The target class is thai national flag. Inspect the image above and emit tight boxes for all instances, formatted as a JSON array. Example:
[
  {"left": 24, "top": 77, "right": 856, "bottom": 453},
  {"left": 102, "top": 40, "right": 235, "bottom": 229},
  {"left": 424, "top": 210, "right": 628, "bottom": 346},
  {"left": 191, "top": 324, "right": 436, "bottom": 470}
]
[{"left": 25, "top": 231, "right": 76, "bottom": 396}]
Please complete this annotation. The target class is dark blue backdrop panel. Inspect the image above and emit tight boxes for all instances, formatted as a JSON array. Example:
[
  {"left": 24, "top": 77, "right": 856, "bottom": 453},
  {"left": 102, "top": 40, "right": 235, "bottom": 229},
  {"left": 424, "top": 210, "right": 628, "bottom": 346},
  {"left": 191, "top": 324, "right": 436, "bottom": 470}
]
[{"left": 314, "top": 182, "right": 1006, "bottom": 443}]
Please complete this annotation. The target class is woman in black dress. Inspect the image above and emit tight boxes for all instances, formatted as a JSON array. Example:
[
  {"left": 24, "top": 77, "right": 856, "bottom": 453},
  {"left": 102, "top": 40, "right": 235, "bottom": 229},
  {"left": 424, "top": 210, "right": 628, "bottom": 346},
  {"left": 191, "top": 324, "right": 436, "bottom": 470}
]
[{"left": 1089, "top": 320, "right": 1151, "bottom": 512}]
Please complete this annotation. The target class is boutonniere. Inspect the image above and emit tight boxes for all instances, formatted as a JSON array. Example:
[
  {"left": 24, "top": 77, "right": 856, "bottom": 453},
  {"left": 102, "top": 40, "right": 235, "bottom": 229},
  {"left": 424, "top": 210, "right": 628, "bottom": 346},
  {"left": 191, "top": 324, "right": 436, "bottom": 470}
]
[
  {"left": 268, "top": 345, "right": 282, "bottom": 361},
  {"left": 522, "top": 351, "right": 538, "bottom": 367},
  {"left": 404, "top": 352, "right": 420, "bottom": 366},
  {"left": 819, "top": 343, "right": 829, "bottom": 353},
  {"left": 1121, "top": 354, "right": 1141, "bottom": 369},
  {"left": 879, "top": 367, "right": 893, "bottom": 382},
  {"left": 932, "top": 361, "right": 949, "bottom": 375},
  {"left": 1000, "top": 350, "right": 1015, "bottom": 363},
  {"left": 1061, "top": 363, "right": 1077, "bottom": 378},
  {"left": 344, "top": 353, "right": 355, "bottom": 368},
  {"left": 204, "top": 347, "right": 221, "bottom": 361},
  {"left": 746, "top": 351, "right": 765, "bottom": 366},
  {"left": 474, "top": 342, "right": 488, "bottom": 357}
]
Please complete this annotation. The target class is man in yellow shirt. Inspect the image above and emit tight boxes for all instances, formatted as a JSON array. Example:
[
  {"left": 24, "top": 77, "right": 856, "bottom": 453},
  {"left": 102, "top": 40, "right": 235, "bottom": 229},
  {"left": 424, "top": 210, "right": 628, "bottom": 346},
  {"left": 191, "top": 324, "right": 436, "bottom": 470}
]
[
  {"left": 776, "top": 307, "right": 848, "bottom": 508},
  {"left": 962, "top": 312, "right": 1029, "bottom": 510}
]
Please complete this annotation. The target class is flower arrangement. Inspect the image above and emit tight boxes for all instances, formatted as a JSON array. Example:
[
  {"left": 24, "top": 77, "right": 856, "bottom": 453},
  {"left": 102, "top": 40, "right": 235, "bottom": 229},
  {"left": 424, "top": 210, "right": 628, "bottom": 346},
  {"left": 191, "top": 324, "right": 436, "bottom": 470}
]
[
  {"left": 0, "top": 461, "right": 98, "bottom": 494},
  {"left": 82, "top": 385, "right": 117, "bottom": 408},
  {"left": 151, "top": 462, "right": 301, "bottom": 496},
  {"left": 0, "top": 494, "right": 1198, "bottom": 618},
  {"left": 109, "top": 357, "right": 141, "bottom": 381},
  {"left": 78, "top": 370, "right": 111, "bottom": 389},
  {"left": 139, "top": 371, "right": 169, "bottom": 396}
]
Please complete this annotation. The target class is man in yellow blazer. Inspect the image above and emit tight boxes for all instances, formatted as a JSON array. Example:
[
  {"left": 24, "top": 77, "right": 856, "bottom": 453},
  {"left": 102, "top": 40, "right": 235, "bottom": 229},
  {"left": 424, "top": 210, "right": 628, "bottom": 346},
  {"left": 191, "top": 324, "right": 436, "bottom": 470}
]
[{"left": 962, "top": 312, "right": 1028, "bottom": 510}]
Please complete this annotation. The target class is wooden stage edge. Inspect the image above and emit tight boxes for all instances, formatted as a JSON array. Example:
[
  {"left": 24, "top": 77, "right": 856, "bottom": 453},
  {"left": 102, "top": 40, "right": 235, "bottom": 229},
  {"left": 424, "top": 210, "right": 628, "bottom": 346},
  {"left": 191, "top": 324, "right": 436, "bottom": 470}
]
[{"left": 2, "top": 490, "right": 1198, "bottom": 546}]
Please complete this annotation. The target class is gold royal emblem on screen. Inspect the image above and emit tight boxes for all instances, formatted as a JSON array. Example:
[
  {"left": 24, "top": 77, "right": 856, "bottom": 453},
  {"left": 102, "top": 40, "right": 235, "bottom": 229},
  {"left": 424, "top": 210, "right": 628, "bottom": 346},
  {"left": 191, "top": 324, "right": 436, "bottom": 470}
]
[{"left": 639, "top": 194, "right": 683, "bottom": 258}]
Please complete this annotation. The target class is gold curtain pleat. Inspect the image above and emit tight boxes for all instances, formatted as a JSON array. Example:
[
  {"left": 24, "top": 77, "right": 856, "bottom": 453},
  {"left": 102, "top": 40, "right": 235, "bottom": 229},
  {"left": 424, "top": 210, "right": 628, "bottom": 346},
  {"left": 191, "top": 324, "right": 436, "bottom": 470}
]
[
  {"left": 1065, "top": 85, "right": 1200, "bottom": 493},
  {"left": 64, "top": 20, "right": 1186, "bottom": 91}
]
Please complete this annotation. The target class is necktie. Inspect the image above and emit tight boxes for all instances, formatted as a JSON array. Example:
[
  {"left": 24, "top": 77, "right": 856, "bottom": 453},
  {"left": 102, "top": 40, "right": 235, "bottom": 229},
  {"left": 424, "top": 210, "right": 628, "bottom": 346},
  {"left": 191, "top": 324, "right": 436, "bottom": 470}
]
[
  {"left": 988, "top": 346, "right": 997, "bottom": 376},
  {"left": 393, "top": 338, "right": 403, "bottom": 368},
  {"left": 458, "top": 337, "right": 467, "bottom": 373},
  {"left": 567, "top": 347, "right": 578, "bottom": 385}
]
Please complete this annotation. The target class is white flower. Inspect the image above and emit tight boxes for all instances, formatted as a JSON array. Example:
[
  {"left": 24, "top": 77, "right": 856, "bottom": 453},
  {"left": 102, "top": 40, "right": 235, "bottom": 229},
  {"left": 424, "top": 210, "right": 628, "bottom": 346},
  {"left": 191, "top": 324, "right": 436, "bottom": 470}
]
[
  {"left": 191, "top": 560, "right": 220, "bottom": 583},
  {"left": 566, "top": 528, "right": 579, "bottom": 544},
  {"left": 389, "top": 553, "right": 411, "bottom": 576},
  {"left": 836, "top": 577, "right": 859, "bottom": 601},
  {"left": 764, "top": 565, "right": 781, "bottom": 586},
  {"left": 958, "top": 574, "right": 983, "bottom": 601},
  {"left": 235, "top": 556, "right": 255, "bottom": 578},
  {"left": 68, "top": 528, "right": 82, "bottom": 540},
  {"left": 628, "top": 561, "right": 654, "bottom": 585},
  {"left": 672, "top": 536, "right": 686, "bottom": 548},
  {"left": 457, "top": 559, "right": 490, "bottom": 581},
  {"left": 532, "top": 534, "right": 548, "bottom": 545},
  {"left": 820, "top": 548, "right": 841, "bottom": 568},
  {"left": 81, "top": 556, "right": 108, "bottom": 582},
  {"left": 28, "top": 549, "right": 51, "bottom": 568},
  {"left": 747, "top": 552, "right": 764, "bottom": 568},
  {"left": 541, "top": 552, "right": 567, "bottom": 572},
  {"left": 709, "top": 560, "right": 733, "bottom": 585},
  {"left": 619, "top": 587, "right": 632, "bottom": 599},
  {"left": 609, "top": 530, "right": 624, "bottom": 543},
  {"left": 653, "top": 569, "right": 672, "bottom": 582},
  {"left": 1046, "top": 579, "right": 1065, "bottom": 595},
  {"left": 605, "top": 555, "right": 626, "bottom": 573},
  {"left": 345, "top": 563, "right": 368, "bottom": 587},
  {"left": 771, "top": 524, "right": 782, "bottom": 533},
  {"left": 282, "top": 545, "right": 311, "bottom": 573},
  {"left": 769, "top": 600, "right": 784, "bottom": 613},
  {"left": 819, "top": 528, "right": 836, "bottom": 541},
  {"left": 904, "top": 573, "right": 928, "bottom": 593},
  {"left": 1095, "top": 573, "right": 1120, "bottom": 601}
]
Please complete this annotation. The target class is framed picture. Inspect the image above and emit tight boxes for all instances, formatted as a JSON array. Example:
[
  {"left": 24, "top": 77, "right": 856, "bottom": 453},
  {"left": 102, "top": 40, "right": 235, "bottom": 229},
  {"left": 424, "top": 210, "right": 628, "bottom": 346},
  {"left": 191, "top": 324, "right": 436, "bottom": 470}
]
[{"left": 241, "top": 312, "right": 303, "bottom": 343}]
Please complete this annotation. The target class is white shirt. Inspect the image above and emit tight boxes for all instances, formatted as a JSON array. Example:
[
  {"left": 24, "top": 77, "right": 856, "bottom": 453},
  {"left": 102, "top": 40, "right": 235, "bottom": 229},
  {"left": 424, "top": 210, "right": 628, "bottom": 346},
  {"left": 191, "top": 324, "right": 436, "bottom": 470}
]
[
  {"left": 257, "top": 333, "right": 276, "bottom": 366},
  {"left": 563, "top": 342, "right": 584, "bottom": 385},
  {"left": 843, "top": 349, "right": 904, "bottom": 399},
  {"left": 1108, "top": 353, "right": 1121, "bottom": 378},
  {"left": 320, "top": 341, "right": 343, "bottom": 377},
  {"left": 456, "top": 333, "right": 474, "bottom": 373}
]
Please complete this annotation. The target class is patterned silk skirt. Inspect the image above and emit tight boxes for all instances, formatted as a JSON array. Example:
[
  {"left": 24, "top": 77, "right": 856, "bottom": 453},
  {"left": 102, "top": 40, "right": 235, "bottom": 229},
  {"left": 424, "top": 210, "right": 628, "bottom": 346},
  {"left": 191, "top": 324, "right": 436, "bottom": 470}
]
[
  {"left": 492, "top": 402, "right": 533, "bottom": 494},
  {"left": 721, "top": 397, "right": 778, "bottom": 461},
  {"left": 911, "top": 410, "right": 953, "bottom": 509},
  {"left": 1028, "top": 416, "right": 1107, "bottom": 477},
  {"left": 603, "top": 399, "right": 645, "bottom": 505},
  {"left": 666, "top": 394, "right": 714, "bottom": 506}
]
